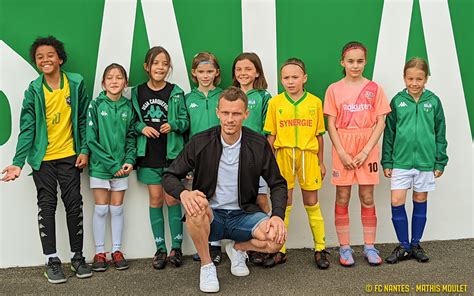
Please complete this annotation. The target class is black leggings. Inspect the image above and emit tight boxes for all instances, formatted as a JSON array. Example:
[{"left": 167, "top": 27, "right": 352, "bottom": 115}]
[{"left": 32, "top": 155, "right": 84, "bottom": 255}]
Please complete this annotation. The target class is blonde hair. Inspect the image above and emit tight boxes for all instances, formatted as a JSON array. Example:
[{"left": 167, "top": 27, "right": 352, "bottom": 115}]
[{"left": 404, "top": 57, "right": 429, "bottom": 77}]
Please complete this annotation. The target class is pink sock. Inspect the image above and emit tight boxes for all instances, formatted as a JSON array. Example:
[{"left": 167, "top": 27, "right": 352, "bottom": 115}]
[
  {"left": 335, "top": 203, "right": 350, "bottom": 246},
  {"left": 361, "top": 206, "right": 377, "bottom": 245}
]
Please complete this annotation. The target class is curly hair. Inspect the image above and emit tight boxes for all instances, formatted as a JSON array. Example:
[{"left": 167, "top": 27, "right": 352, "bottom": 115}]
[{"left": 29, "top": 36, "right": 67, "bottom": 65}]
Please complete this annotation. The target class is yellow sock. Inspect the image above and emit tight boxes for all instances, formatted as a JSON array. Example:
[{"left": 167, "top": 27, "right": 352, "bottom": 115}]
[
  {"left": 305, "top": 203, "right": 326, "bottom": 251},
  {"left": 279, "top": 205, "right": 292, "bottom": 254}
]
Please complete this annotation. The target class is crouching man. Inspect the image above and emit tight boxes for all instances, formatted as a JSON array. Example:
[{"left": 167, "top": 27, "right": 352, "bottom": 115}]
[{"left": 162, "top": 87, "right": 288, "bottom": 293}]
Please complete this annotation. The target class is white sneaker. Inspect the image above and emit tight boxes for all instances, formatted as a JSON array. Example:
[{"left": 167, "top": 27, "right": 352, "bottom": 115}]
[
  {"left": 225, "top": 241, "right": 249, "bottom": 276},
  {"left": 200, "top": 263, "right": 219, "bottom": 293}
]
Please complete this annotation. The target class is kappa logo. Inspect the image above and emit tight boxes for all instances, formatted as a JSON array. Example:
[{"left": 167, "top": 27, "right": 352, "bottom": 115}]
[
  {"left": 101, "top": 110, "right": 108, "bottom": 116},
  {"left": 155, "top": 237, "right": 164, "bottom": 244},
  {"left": 309, "top": 108, "right": 315, "bottom": 115},
  {"left": 174, "top": 234, "right": 183, "bottom": 241},
  {"left": 189, "top": 102, "right": 198, "bottom": 109},
  {"left": 398, "top": 102, "right": 408, "bottom": 108},
  {"left": 88, "top": 120, "right": 93, "bottom": 126}
]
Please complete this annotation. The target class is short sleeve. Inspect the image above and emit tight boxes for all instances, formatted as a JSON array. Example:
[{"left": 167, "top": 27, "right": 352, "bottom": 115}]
[
  {"left": 263, "top": 98, "right": 277, "bottom": 135},
  {"left": 374, "top": 86, "right": 391, "bottom": 116},
  {"left": 315, "top": 98, "right": 326, "bottom": 135},
  {"left": 323, "top": 85, "right": 338, "bottom": 117}
]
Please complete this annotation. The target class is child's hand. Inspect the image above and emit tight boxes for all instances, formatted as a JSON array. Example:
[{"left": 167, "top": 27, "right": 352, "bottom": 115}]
[
  {"left": 434, "top": 170, "right": 443, "bottom": 178},
  {"left": 353, "top": 150, "right": 369, "bottom": 168},
  {"left": 186, "top": 171, "right": 194, "bottom": 181},
  {"left": 114, "top": 168, "right": 126, "bottom": 177},
  {"left": 142, "top": 126, "right": 160, "bottom": 138},
  {"left": 122, "top": 163, "right": 133, "bottom": 174},
  {"left": 383, "top": 168, "right": 392, "bottom": 178},
  {"left": 1, "top": 165, "right": 21, "bottom": 182},
  {"left": 76, "top": 154, "right": 89, "bottom": 169},
  {"left": 159, "top": 123, "right": 171, "bottom": 134},
  {"left": 339, "top": 152, "right": 356, "bottom": 170},
  {"left": 320, "top": 163, "right": 326, "bottom": 180}
]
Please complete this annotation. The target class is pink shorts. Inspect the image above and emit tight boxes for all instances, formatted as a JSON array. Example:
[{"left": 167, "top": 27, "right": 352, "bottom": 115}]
[{"left": 331, "top": 128, "right": 380, "bottom": 186}]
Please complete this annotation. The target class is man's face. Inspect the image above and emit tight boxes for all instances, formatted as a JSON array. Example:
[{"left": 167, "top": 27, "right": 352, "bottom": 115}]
[{"left": 216, "top": 98, "right": 249, "bottom": 137}]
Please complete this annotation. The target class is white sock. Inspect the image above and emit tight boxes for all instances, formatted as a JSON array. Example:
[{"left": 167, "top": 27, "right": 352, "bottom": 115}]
[
  {"left": 93, "top": 204, "right": 109, "bottom": 254},
  {"left": 45, "top": 253, "right": 59, "bottom": 264},
  {"left": 201, "top": 262, "right": 214, "bottom": 269},
  {"left": 110, "top": 204, "right": 124, "bottom": 253}
]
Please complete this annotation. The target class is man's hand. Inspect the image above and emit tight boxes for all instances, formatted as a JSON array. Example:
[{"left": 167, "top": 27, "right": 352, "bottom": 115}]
[
  {"left": 142, "top": 126, "right": 160, "bottom": 139},
  {"left": 265, "top": 216, "right": 287, "bottom": 245},
  {"left": 434, "top": 170, "right": 443, "bottom": 178},
  {"left": 1, "top": 165, "right": 21, "bottom": 182},
  {"left": 384, "top": 168, "right": 392, "bottom": 178},
  {"left": 180, "top": 190, "right": 207, "bottom": 217},
  {"left": 75, "top": 154, "right": 89, "bottom": 169}
]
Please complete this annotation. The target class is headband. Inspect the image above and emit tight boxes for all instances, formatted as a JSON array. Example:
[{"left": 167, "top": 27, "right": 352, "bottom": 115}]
[
  {"left": 342, "top": 45, "right": 367, "bottom": 58},
  {"left": 282, "top": 62, "right": 305, "bottom": 73}
]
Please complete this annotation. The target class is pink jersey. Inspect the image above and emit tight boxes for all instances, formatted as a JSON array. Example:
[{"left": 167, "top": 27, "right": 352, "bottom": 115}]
[{"left": 324, "top": 78, "right": 391, "bottom": 129}]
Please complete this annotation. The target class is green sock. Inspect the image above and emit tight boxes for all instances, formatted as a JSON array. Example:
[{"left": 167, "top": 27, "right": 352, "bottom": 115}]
[
  {"left": 149, "top": 207, "right": 166, "bottom": 252},
  {"left": 168, "top": 204, "right": 183, "bottom": 249}
]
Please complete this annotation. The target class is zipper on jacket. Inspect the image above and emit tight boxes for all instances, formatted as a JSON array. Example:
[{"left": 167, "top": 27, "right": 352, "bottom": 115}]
[
  {"left": 112, "top": 103, "right": 119, "bottom": 161},
  {"left": 237, "top": 137, "right": 242, "bottom": 210},
  {"left": 413, "top": 101, "right": 418, "bottom": 168}
]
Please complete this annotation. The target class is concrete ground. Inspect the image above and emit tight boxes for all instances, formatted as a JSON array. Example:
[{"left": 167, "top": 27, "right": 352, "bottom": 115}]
[{"left": 1, "top": 239, "right": 472, "bottom": 295}]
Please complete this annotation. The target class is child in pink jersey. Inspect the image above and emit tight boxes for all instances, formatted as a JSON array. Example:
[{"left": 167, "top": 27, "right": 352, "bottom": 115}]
[{"left": 324, "top": 41, "right": 391, "bottom": 267}]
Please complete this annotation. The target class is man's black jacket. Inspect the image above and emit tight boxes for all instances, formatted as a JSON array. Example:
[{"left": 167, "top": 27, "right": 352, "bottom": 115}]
[{"left": 162, "top": 126, "right": 288, "bottom": 219}]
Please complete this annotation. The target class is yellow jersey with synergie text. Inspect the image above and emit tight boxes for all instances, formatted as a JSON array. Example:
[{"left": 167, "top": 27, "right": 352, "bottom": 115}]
[
  {"left": 43, "top": 73, "right": 75, "bottom": 161},
  {"left": 264, "top": 91, "right": 325, "bottom": 152}
]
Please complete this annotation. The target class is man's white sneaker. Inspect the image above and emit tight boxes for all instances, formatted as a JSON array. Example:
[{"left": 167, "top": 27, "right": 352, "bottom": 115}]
[
  {"left": 200, "top": 263, "right": 219, "bottom": 293},
  {"left": 225, "top": 241, "right": 249, "bottom": 276}
]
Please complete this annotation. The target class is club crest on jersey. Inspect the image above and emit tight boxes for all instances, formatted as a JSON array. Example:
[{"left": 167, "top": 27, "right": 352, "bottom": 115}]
[
  {"left": 171, "top": 94, "right": 180, "bottom": 102},
  {"left": 332, "top": 170, "right": 340, "bottom": 178},
  {"left": 365, "top": 91, "right": 374, "bottom": 99},
  {"left": 309, "top": 108, "right": 315, "bottom": 115},
  {"left": 423, "top": 103, "right": 433, "bottom": 112},
  {"left": 121, "top": 111, "right": 128, "bottom": 120},
  {"left": 248, "top": 99, "right": 256, "bottom": 109},
  {"left": 278, "top": 108, "right": 283, "bottom": 114},
  {"left": 66, "top": 96, "right": 71, "bottom": 106}
]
